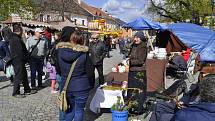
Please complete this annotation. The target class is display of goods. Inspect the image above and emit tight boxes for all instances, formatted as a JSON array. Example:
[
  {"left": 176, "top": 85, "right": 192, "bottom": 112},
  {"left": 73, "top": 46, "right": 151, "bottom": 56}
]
[
  {"left": 121, "top": 81, "right": 128, "bottom": 88},
  {"left": 112, "top": 81, "right": 122, "bottom": 87}
]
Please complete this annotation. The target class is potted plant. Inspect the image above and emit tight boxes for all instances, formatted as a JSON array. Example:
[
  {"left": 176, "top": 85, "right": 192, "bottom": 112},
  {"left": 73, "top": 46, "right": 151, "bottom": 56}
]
[{"left": 111, "top": 96, "right": 138, "bottom": 121}]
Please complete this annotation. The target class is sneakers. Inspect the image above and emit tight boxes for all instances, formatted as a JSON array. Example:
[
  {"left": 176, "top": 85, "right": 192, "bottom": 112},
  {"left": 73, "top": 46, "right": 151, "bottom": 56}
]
[
  {"left": 12, "top": 94, "right": 26, "bottom": 98},
  {"left": 25, "top": 90, "right": 38, "bottom": 95},
  {"left": 37, "top": 85, "right": 46, "bottom": 90},
  {"left": 51, "top": 90, "right": 58, "bottom": 94}
]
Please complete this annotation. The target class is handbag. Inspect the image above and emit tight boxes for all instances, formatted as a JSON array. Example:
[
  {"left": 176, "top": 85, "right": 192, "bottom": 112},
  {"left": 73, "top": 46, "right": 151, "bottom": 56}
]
[
  {"left": 0, "top": 56, "right": 12, "bottom": 72},
  {"left": 58, "top": 59, "right": 78, "bottom": 112},
  {"left": 28, "top": 39, "right": 41, "bottom": 58},
  {"left": 5, "top": 65, "right": 15, "bottom": 78}
]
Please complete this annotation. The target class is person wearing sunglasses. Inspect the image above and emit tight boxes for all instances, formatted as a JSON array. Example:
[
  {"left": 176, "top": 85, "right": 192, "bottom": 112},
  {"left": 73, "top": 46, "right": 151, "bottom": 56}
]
[{"left": 89, "top": 33, "right": 106, "bottom": 85}]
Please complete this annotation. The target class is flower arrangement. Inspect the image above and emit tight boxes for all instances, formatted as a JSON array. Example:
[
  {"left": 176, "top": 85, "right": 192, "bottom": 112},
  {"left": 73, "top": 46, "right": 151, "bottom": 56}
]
[{"left": 111, "top": 96, "right": 138, "bottom": 112}]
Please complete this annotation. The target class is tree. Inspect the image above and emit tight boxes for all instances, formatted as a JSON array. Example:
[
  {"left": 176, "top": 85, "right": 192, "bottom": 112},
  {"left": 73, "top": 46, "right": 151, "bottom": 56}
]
[
  {"left": 148, "top": 0, "right": 212, "bottom": 25},
  {"left": 0, "top": 0, "right": 36, "bottom": 21}
]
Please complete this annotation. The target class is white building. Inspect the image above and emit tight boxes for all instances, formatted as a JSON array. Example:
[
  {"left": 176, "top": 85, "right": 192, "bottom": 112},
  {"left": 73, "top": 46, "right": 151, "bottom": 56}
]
[{"left": 34, "top": 0, "right": 93, "bottom": 29}]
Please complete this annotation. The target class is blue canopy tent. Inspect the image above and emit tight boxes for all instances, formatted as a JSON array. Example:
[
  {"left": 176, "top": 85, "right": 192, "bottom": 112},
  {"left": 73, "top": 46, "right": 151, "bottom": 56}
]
[
  {"left": 122, "top": 17, "right": 164, "bottom": 51},
  {"left": 122, "top": 17, "right": 163, "bottom": 30},
  {"left": 122, "top": 23, "right": 132, "bottom": 28},
  {"left": 168, "top": 23, "right": 215, "bottom": 62}
]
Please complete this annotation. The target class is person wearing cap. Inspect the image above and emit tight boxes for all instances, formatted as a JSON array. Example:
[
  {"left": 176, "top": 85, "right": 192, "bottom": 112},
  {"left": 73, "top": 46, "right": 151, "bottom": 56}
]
[
  {"left": 26, "top": 28, "right": 47, "bottom": 90},
  {"left": 128, "top": 31, "right": 148, "bottom": 114}
]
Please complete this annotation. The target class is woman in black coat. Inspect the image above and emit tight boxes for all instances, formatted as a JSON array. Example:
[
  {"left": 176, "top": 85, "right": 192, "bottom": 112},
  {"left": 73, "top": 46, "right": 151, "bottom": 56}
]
[
  {"left": 128, "top": 31, "right": 148, "bottom": 114},
  {"left": 57, "top": 28, "right": 94, "bottom": 121}
]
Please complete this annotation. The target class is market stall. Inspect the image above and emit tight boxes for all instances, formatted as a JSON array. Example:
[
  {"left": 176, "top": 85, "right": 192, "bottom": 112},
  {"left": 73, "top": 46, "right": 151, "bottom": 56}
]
[
  {"left": 90, "top": 86, "right": 124, "bottom": 113},
  {"left": 123, "top": 17, "right": 169, "bottom": 92},
  {"left": 90, "top": 60, "right": 129, "bottom": 113},
  {"left": 159, "top": 23, "right": 215, "bottom": 80}
]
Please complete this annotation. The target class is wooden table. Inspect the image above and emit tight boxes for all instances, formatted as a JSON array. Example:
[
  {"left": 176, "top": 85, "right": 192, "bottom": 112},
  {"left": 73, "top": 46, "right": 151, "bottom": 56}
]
[
  {"left": 146, "top": 59, "right": 167, "bottom": 92},
  {"left": 105, "top": 72, "right": 128, "bottom": 82}
]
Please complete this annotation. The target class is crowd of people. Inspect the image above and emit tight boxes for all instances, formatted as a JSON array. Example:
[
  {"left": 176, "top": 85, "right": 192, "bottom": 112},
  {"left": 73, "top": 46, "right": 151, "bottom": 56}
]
[
  {"left": 1, "top": 24, "right": 215, "bottom": 121},
  {"left": 0, "top": 25, "right": 112, "bottom": 120}
]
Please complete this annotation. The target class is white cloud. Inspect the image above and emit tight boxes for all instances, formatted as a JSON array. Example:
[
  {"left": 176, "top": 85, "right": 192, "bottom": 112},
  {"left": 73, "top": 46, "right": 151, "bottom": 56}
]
[
  {"left": 102, "top": 0, "right": 154, "bottom": 22},
  {"left": 103, "top": 0, "right": 120, "bottom": 11},
  {"left": 121, "top": 1, "right": 136, "bottom": 9}
]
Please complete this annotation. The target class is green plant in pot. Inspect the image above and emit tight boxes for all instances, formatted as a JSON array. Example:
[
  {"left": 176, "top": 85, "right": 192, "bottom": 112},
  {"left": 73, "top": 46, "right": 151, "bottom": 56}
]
[{"left": 111, "top": 96, "right": 138, "bottom": 121}]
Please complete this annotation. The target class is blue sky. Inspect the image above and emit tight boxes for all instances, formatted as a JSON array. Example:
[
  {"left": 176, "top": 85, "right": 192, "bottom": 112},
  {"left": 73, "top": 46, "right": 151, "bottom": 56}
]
[{"left": 83, "top": 0, "right": 151, "bottom": 22}]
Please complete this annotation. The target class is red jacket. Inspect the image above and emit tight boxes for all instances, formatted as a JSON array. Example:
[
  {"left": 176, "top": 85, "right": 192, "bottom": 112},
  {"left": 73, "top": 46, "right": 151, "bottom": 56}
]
[{"left": 182, "top": 48, "right": 191, "bottom": 62}]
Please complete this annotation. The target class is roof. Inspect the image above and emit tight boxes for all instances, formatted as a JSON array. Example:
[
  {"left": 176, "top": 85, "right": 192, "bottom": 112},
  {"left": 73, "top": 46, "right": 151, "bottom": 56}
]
[
  {"left": 114, "top": 18, "right": 126, "bottom": 26},
  {"left": 3, "top": 16, "right": 22, "bottom": 24},
  {"left": 49, "top": 18, "right": 75, "bottom": 30},
  {"left": 22, "top": 20, "right": 51, "bottom": 27},
  {"left": 33, "top": 0, "right": 92, "bottom": 17},
  {"left": 168, "top": 23, "right": 215, "bottom": 62},
  {"left": 80, "top": 2, "right": 115, "bottom": 21}
]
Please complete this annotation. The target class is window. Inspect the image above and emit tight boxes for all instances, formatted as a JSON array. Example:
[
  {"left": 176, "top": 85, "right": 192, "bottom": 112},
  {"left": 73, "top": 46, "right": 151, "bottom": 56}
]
[
  {"left": 82, "top": 20, "right": 85, "bottom": 26},
  {"left": 74, "top": 19, "right": 77, "bottom": 25},
  {"left": 47, "top": 15, "right": 50, "bottom": 22},
  {"left": 40, "top": 14, "right": 43, "bottom": 22}
]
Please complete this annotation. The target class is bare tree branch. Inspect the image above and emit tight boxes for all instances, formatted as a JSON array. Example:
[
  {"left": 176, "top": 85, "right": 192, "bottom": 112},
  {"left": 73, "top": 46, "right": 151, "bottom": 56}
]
[{"left": 150, "top": 0, "right": 182, "bottom": 22}]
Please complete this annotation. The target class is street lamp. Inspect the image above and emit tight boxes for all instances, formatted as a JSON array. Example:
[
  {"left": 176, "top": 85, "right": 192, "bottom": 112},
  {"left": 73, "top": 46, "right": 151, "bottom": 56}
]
[{"left": 211, "top": 0, "right": 215, "bottom": 29}]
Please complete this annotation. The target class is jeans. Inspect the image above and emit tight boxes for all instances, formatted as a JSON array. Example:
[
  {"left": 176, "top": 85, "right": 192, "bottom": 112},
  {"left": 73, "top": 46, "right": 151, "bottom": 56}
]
[
  {"left": 66, "top": 91, "right": 89, "bottom": 121},
  {"left": 56, "top": 74, "right": 62, "bottom": 91},
  {"left": 30, "top": 57, "right": 44, "bottom": 87},
  {"left": 57, "top": 74, "right": 65, "bottom": 121},
  {"left": 59, "top": 109, "right": 66, "bottom": 121}
]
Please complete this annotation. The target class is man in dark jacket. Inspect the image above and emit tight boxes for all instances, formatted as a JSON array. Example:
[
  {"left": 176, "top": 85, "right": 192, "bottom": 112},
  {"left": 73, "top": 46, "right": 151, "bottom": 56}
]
[
  {"left": 128, "top": 31, "right": 148, "bottom": 114},
  {"left": 3, "top": 26, "right": 36, "bottom": 98},
  {"left": 89, "top": 33, "right": 106, "bottom": 85}
]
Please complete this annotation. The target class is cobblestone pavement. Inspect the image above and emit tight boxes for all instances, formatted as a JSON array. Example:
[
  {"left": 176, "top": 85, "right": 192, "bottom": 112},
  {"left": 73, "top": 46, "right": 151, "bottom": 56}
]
[{"left": 0, "top": 48, "right": 124, "bottom": 121}]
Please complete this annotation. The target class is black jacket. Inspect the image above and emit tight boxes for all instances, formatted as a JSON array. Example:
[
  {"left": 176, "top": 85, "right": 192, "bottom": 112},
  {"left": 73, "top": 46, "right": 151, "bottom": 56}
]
[
  {"left": 129, "top": 42, "right": 148, "bottom": 71},
  {"left": 49, "top": 41, "right": 61, "bottom": 75},
  {"left": 89, "top": 40, "right": 106, "bottom": 65},
  {"left": 9, "top": 33, "right": 28, "bottom": 64}
]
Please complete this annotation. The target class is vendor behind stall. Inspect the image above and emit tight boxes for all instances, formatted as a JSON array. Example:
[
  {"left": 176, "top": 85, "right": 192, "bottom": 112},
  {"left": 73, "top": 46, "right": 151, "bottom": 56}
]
[{"left": 128, "top": 31, "right": 148, "bottom": 114}]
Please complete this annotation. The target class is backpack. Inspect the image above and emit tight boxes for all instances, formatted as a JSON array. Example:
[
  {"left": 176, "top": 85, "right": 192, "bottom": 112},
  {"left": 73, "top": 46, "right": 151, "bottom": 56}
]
[
  {"left": 49, "top": 46, "right": 57, "bottom": 65},
  {"left": 49, "top": 46, "right": 61, "bottom": 75}
]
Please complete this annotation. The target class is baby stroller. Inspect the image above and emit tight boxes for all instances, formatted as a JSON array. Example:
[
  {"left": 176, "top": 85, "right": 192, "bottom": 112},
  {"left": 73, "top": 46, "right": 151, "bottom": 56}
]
[{"left": 166, "top": 55, "right": 187, "bottom": 79}]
